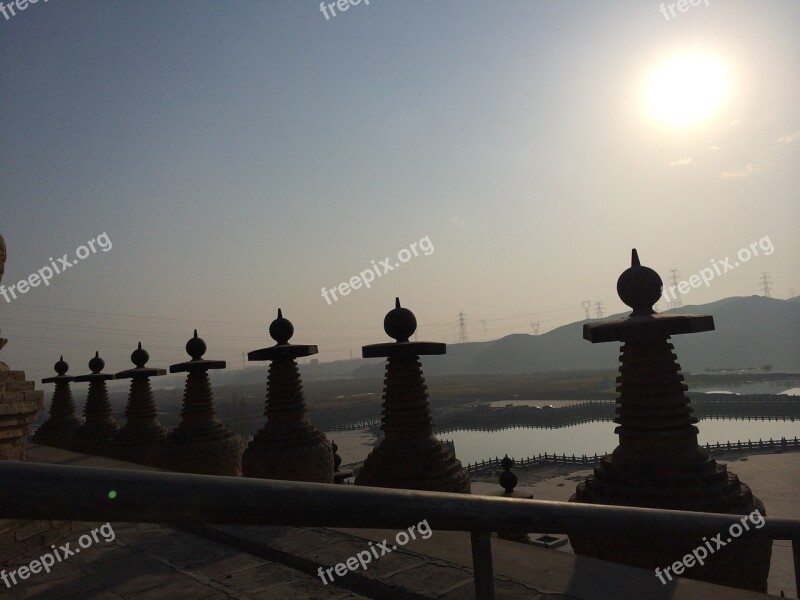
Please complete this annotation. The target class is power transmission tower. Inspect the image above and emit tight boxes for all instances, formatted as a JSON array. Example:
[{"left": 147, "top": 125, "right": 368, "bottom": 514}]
[
  {"left": 480, "top": 319, "right": 488, "bottom": 339},
  {"left": 760, "top": 273, "right": 773, "bottom": 298},
  {"left": 791, "top": 288, "right": 797, "bottom": 299},
  {"left": 457, "top": 312, "right": 469, "bottom": 343},
  {"left": 582, "top": 300, "right": 592, "bottom": 320},
  {"left": 668, "top": 269, "right": 682, "bottom": 309},
  {"left": 594, "top": 301, "right": 604, "bottom": 319},
  {"left": 530, "top": 322, "right": 540, "bottom": 335}
]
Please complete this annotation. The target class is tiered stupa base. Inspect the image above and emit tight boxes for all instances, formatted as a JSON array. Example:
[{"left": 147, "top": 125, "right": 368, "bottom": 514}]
[
  {"left": 243, "top": 419, "right": 332, "bottom": 482},
  {"left": 242, "top": 353, "right": 334, "bottom": 483},
  {"left": 71, "top": 380, "right": 118, "bottom": 458},
  {"left": 161, "top": 421, "right": 243, "bottom": 476},
  {"left": 569, "top": 338, "right": 771, "bottom": 592},
  {"left": 570, "top": 461, "right": 771, "bottom": 591},
  {"left": 354, "top": 355, "right": 470, "bottom": 493},
  {"left": 356, "top": 435, "right": 470, "bottom": 493},
  {"left": 109, "top": 378, "right": 166, "bottom": 467},
  {"left": 32, "top": 377, "right": 81, "bottom": 450},
  {"left": 110, "top": 422, "right": 167, "bottom": 467},
  {"left": 31, "top": 416, "right": 80, "bottom": 450}
]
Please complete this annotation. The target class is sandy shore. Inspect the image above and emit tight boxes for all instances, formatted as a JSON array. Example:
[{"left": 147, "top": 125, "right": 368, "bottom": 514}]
[{"left": 324, "top": 427, "right": 377, "bottom": 467}]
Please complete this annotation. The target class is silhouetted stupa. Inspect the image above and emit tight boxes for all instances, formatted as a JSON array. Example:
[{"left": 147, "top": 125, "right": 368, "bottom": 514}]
[
  {"left": 33, "top": 356, "right": 81, "bottom": 449},
  {"left": 161, "top": 330, "right": 242, "bottom": 476},
  {"left": 569, "top": 250, "right": 771, "bottom": 592},
  {"left": 355, "top": 299, "right": 470, "bottom": 493},
  {"left": 242, "top": 310, "right": 334, "bottom": 483},
  {"left": 111, "top": 343, "right": 168, "bottom": 467}
]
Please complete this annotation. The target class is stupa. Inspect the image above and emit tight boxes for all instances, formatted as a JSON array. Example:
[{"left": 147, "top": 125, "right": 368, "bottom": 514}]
[
  {"left": 242, "top": 310, "right": 333, "bottom": 482},
  {"left": 111, "top": 343, "right": 168, "bottom": 467},
  {"left": 568, "top": 249, "right": 771, "bottom": 591},
  {"left": 355, "top": 299, "right": 470, "bottom": 493},
  {"left": 32, "top": 356, "right": 82, "bottom": 449},
  {"left": 71, "top": 352, "right": 119, "bottom": 456},
  {"left": 160, "top": 330, "right": 242, "bottom": 476}
]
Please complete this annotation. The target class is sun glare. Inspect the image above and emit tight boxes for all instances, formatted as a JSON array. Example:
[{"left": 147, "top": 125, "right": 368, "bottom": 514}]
[{"left": 645, "top": 54, "right": 728, "bottom": 126}]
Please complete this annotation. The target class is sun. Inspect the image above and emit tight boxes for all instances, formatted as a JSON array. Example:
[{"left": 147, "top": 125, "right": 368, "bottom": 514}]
[{"left": 645, "top": 54, "right": 728, "bottom": 126}]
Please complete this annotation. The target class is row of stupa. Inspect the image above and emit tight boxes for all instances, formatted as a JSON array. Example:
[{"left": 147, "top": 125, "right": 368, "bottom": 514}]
[
  {"left": 8, "top": 231, "right": 772, "bottom": 592},
  {"left": 33, "top": 303, "right": 471, "bottom": 492}
]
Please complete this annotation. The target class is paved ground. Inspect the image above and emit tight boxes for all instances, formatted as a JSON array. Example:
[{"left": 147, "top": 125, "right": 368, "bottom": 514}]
[
  {"left": 3, "top": 522, "right": 370, "bottom": 600},
  {"left": 471, "top": 450, "right": 800, "bottom": 599},
  {"left": 2, "top": 444, "right": 794, "bottom": 599}
]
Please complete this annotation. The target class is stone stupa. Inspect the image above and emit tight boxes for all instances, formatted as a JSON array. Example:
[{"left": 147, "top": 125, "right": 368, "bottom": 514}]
[
  {"left": 355, "top": 298, "right": 470, "bottom": 493},
  {"left": 0, "top": 234, "right": 44, "bottom": 461},
  {"left": 568, "top": 249, "right": 771, "bottom": 592}
]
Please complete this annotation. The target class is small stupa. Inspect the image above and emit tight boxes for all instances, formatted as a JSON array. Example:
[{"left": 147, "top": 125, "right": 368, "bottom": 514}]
[
  {"left": 71, "top": 352, "right": 119, "bottom": 456},
  {"left": 161, "top": 330, "right": 242, "bottom": 476},
  {"left": 110, "top": 343, "right": 168, "bottom": 467},
  {"left": 33, "top": 356, "right": 82, "bottom": 449},
  {"left": 242, "top": 310, "right": 333, "bottom": 483},
  {"left": 355, "top": 299, "right": 470, "bottom": 493}
]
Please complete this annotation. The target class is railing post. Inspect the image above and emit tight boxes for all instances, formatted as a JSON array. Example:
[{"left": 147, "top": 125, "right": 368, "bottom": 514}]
[
  {"left": 470, "top": 530, "right": 496, "bottom": 600},
  {"left": 794, "top": 539, "right": 800, "bottom": 599}
]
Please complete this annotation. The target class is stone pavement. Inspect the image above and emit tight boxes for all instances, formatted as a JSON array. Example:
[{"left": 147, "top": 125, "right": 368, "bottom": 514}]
[
  {"left": 1, "top": 444, "right": 792, "bottom": 599},
  {"left": 3, "top": 521, "right": 369, "bottom": 599},
  {"left": 470, "top": 450, "right": 800, "bottom": 598}
]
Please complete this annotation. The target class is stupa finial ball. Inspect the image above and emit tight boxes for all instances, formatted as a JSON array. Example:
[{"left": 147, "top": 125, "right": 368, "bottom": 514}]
[
  {"left": 269, "top": 309, "right": 294, "bottom": 345},
  {"left": 384, "top": 297, "right": 417, "bottom": 343},
  {"left": 131, "top": 342, "right": 149, "bottom": 368},
  {"left": 54, "top": 355, "right": 69, "bottom": 376},
  {"left": 89, "top": 351, "right": 105, "bottom": 374},
  {"left": 616, "top": 249, "right": 663, "bottom": 316},
  {"left": 186, "top": 329, "right": 207, "bottom": 359}
]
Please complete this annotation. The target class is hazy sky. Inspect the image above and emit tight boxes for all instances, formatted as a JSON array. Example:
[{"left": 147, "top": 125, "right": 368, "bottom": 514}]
[{"left": 2, "top": 1, "right": 798, "bottom": 383}]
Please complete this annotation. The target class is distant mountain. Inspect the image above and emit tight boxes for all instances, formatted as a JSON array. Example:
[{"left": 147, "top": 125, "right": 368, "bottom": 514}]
[
  {"left": 441, "top": 296, "right": 800, "bottom": 376},
  {"left": 355, "top": 296, "right": 800, "bottom": 378},
  {"left": 207, "top": 296, "right": 800, "bottom": 385}
]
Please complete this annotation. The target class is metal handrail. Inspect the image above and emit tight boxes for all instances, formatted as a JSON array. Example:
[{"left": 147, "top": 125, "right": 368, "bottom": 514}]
[{"left": 1, "top": 460, "right": 799, "bottom": 599}]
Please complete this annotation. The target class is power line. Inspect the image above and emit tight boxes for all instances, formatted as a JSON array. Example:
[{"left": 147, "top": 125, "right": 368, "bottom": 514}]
[
  {"left": 760, "top": 273, "right": 773, "bottom": 298},
  {"left": 457, "top": 312, "right": 469, "bottom": 344},
  {"left": 582, "top": 300, "right": 592, "bottom": 320}
]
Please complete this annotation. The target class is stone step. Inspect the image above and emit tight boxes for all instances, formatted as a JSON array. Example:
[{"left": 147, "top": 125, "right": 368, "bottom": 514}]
[
  {"left": 0, "top": 392, "right": 44, "bottom": 411},
  {"left": 4, "top": 380, "right": 36, "bottom": 392},
  {"left": 0, "top": 370, "right": 27, "bottom": 384}
]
